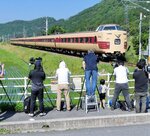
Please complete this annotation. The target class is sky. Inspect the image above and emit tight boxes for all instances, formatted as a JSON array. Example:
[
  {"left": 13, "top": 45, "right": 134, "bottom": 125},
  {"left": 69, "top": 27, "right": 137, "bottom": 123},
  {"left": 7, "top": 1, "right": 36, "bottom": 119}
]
[{"left": 0, "top": 0, "right": 101, "bottom": 24}]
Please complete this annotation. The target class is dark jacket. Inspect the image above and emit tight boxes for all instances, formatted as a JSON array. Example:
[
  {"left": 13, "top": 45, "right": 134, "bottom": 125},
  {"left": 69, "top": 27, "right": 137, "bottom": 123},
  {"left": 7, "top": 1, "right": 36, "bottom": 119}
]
[
  {"left": 28, "top": 61, "right": 46, "bottom": 91},
  {"left": 133, "top": 69, "right": 148, "bottom": 93},
  {"left": 83, "top": 52, "right": 99, "bottom": 71}
]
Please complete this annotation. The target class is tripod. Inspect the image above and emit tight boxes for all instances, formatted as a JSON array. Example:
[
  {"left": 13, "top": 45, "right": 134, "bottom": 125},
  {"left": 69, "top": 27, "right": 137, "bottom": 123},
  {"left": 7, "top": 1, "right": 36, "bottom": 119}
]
[
  {"left": 21, "top": 80, "right": 55, "bottom": 108},
  {"left": 44, "top": 87, "right": 55, "bottom": 109},
  {"left": 20, "top": 80, "right": 31, "bottom": 101},
  {"left": 76, "top": 77, "right": 85, "bottom": 111},
  {"left": 0, "top": 80, "right": 15, "bottom": 110}
]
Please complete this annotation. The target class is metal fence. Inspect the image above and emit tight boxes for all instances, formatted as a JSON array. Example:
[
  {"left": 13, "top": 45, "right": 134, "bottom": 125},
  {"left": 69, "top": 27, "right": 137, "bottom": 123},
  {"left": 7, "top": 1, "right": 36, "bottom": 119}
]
[{"left": 0, "top": 73, "right": 135, "bottom": 104}]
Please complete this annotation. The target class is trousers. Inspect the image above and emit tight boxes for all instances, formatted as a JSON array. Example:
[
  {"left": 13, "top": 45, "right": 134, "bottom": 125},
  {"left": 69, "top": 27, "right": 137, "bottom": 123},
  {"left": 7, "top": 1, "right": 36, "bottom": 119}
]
[
  {"left": 112, "top": 83, "right": 132, "bottom": 109},
  {"left": 85, "top": 70, "right": 98, "bottom": 96},
  {"left": 30, "top": 89, "right": 44, "bottom": 114},
  {"left": 56, "top": 84, "right": 70, "bottom": 111},
  {"left": 135, "top": 92, "right": 147, "bottom": 113}
]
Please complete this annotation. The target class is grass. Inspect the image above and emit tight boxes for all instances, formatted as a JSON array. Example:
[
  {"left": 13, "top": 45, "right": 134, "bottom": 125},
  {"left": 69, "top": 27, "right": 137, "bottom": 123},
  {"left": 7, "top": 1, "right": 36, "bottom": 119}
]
[
  {"left": 0, "top": 42, "right": 116, "bottom": 76},
  {"left": 0, "top": 128, "right": 11, "bottom": 135},
  {"left": 0, "top": 42, "right": 137, "bottom": 111}
]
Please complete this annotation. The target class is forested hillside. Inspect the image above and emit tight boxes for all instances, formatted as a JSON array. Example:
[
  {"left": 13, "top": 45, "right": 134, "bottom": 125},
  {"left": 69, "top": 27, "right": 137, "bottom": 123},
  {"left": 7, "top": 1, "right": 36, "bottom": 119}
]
[{"left": 0, "top": 0, "right": 149, "bottom": 52}]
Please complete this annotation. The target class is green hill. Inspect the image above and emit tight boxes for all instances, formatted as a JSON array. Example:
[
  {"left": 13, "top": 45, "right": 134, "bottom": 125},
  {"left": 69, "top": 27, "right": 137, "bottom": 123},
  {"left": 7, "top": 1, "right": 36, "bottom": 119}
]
[
  {"left": 0, "top": 0, "right": 149, "bottom": 37},
  {"left": 0, "top": 0, "right": 149, "bottom": 60}
]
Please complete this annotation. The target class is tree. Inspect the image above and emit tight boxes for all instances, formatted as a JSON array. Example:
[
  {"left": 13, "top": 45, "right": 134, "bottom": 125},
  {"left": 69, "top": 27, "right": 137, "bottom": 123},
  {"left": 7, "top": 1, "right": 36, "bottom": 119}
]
[{"left": 48, "top": 25, "right": 66, "bottom": 35}]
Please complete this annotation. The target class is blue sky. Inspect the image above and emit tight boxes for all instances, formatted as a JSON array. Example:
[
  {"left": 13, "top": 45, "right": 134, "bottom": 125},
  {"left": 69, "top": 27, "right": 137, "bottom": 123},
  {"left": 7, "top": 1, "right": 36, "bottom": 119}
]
[{"left": 0, "top": 0, "right": 101, "bottom": 23}]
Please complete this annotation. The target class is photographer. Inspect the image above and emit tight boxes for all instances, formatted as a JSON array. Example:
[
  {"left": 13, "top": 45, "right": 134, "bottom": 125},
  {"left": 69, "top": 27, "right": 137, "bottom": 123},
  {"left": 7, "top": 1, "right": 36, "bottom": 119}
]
[
  {"left": 28, "top": 59, "right": 46, "bottom": 117},
  {"left": 111, "top": 60, "right": 132, "bottom": 111},
  {"left": 133, "top": 59, "right": 149, "bottom": 113},
  {"left": 0, "top": 63, "right": 4, "bottom": 78},
  {"left": 55, "top": 61, "right": 71, "bottom": 111},
  {"left": 82, "top": 50, "right": 100, "bottom": 98}
]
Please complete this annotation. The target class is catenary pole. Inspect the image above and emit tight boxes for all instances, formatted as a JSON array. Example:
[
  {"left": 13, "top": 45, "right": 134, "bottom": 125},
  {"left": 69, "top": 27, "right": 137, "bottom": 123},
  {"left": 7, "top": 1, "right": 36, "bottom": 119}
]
[
  {"left": 148, "top": 21, "right": 150, "bottom": 64},
  {"left": 139, "top": 12, "right": 142, "bottom": 60}
]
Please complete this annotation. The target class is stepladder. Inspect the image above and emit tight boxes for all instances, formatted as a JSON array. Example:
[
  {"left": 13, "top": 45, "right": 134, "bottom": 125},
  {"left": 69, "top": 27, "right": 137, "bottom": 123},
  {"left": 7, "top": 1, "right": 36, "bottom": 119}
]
[{"left": 85, "top": 95, "right": 99, "bottom": 113}]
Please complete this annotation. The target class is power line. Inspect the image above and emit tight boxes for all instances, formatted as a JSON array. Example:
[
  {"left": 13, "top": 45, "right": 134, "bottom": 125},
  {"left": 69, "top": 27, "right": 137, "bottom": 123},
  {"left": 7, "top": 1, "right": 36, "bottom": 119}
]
[{"left": 124, "top": 0, "right": 150, "bottom": 12}]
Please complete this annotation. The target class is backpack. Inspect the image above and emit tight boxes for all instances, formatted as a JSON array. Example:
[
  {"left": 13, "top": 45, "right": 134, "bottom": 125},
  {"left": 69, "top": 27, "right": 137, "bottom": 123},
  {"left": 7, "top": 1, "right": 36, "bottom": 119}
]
[
  {"left": 24, "top": 96, "right": 31, "bottom": 113},
  {"left": 117, "top": 100, "right": 128, "bottom": 111}
]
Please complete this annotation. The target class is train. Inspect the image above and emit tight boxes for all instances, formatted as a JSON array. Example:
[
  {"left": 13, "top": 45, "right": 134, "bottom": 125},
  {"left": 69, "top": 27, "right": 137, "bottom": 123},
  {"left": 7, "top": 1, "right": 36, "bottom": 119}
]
[{"left": 10, "top": 24, "right": 128, "bottom": 60}]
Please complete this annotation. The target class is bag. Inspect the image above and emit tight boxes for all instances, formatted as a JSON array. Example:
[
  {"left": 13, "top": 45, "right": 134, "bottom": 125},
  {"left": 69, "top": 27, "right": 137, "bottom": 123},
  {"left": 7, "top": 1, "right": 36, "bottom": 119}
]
[
  {"left": 24, "top": 96, "right": 31, "bottom": 113},
  {"left": 32, "top": 82, "right": 44, "bottom": 91},
  {"left": 117, "top": 100, "right": 127, "bottom": 111}
]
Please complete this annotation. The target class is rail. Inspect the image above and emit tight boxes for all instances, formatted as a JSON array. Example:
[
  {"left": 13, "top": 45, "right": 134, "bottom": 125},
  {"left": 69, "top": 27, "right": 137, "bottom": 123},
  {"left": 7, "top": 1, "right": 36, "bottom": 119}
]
[{"left": 0, "top": 73, "right": 135, "bottom": 104}]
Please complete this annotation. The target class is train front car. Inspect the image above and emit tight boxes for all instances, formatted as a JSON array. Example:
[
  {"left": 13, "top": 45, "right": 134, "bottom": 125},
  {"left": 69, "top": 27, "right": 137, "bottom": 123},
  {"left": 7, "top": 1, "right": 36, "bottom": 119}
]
[{"left": 95, "top": 24, "right": 128, "bottom": 60}]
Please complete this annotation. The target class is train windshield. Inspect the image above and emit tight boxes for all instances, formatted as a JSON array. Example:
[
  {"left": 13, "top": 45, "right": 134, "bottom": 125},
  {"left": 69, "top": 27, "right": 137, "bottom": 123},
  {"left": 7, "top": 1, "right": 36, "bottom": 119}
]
[
  {"left": 96, "top": 25, "right": 123, "bottom": 31},
  {"left": 116, "top": 25, "right": 123, "bottom": 30}
]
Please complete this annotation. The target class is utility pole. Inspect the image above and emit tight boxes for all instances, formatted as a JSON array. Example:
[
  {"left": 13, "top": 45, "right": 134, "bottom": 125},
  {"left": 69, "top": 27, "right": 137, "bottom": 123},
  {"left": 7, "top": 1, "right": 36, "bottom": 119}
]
[
  {"left": 139, "top": 12, "right": 142, "bottom": 60},
  {"left": 23, "top": 26, "right": 26, "bottom": 38},
  {"left": 148, "top": 21, "right": 150, "bottom": 64},
  {"left": 46, "top": 17, "right": 48, "bottom": 35}
]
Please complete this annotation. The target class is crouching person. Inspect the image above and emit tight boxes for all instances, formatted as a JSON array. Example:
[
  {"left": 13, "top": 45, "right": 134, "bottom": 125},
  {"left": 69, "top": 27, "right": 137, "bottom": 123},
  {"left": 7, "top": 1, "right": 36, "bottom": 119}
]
[
  {"left": 55, "top": 61, "right": 71, "bottom": 111},
  {"left": 28, "top": 60, "right": 46, "bottom": 117}
]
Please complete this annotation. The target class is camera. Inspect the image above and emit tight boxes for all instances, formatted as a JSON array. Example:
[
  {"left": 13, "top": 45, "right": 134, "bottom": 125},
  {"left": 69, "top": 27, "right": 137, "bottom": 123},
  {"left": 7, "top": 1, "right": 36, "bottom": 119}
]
[
  {"left": 137, "top": 59, "right": 150, "bottom": 73},
  {"left": 29, "top": 57, "right": 42, "bottom": 65},
  {"left": 144, "top": 65, "right": 150, "bottom": 73},
  {"left": 111, "top": 62, "right": 118, "bottom": 69}
]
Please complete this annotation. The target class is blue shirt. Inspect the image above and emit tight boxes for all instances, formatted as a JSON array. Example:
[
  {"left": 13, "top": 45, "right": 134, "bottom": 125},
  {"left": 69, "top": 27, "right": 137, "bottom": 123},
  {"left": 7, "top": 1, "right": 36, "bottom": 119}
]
[{"left": 83, "top": 52, "right": 99, "bottom": 71}]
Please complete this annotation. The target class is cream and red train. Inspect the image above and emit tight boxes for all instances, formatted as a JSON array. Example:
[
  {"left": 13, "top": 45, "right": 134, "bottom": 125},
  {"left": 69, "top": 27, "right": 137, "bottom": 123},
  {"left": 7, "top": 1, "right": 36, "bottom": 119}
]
[{"left": 10, "top": 24, "right": 128, "bottom": 60}]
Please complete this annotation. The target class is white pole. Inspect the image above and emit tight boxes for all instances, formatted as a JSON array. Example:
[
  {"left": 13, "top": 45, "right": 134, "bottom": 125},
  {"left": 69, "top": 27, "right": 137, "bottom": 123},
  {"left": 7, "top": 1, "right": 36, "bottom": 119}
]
[
  {"left": 148, "top": 20, "right": 150, "bottom": 64},
  {"left": 139, "top": 12, "right": 142, "bottom": 60},
  {"left": 46, "top": 17, "right": 48, "bottom": 36}
]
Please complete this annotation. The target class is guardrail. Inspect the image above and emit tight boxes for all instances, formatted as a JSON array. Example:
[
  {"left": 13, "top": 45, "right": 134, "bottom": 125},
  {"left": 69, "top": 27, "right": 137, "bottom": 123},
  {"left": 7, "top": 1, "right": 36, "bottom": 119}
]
[{"left": 0, "top": 73, "right": 134, "bottom": 104}]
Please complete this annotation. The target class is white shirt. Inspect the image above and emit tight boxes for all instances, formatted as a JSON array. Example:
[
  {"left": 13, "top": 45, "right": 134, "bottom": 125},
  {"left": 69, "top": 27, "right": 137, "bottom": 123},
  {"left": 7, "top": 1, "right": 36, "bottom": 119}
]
[
  {"left": 56, "top": 61, "right": 71, "bottom": 84},
  {"left": 98, "top": 84, "right": 108, "bottom": 93},
  {"left": 114, "top": 65, "right": 129, "bottom": 83}
]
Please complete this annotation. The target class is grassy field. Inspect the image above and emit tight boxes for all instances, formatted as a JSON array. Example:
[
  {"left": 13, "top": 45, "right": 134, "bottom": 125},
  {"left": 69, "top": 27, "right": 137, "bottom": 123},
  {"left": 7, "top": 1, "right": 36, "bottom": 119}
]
[
  {"left": 0, "top": 42, "right": 118, "bottom": 77},
  {"left": 0, "top": 42, "right": 136, "bottom": 111}
]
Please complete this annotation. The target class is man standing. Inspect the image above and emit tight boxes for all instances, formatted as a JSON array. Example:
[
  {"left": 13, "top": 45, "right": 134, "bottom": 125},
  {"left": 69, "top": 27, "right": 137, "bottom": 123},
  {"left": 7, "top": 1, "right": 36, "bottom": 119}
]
[
  {"left": 111, "top": 60, "right": 132, "bottom": 111},
  {"left": 133, "top": 60, "right": 148, "bottom": 113},
  {"left": 28, "top": 60, "right": 46, "bottom": 117},
  {"left": 82, "top": 50, "right": 99, "bottom": 97},
  {"left": 55, "top": 61, "right": 71, "bottom": 111}
]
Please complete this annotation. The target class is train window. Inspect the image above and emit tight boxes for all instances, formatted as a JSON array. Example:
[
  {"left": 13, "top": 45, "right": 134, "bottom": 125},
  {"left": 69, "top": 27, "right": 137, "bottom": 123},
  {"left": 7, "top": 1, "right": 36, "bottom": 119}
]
[
  {"left": 95, "top": 26, "right": 104, "bottom": 31},
  {"left": 51, "top": 39, "right": 54, "bottom": 42},
  {"left": 103, "top": 26, "right": 116, "bottom": 30},
  {"left": 89, "top": 37, "right": 92, "bottom": 43},
  {"left": 68, "top": 38, "right": 70, "bottom": 43},
  {"left": 70, "top": 38, "right": 74, "bottom": 43},
  {"left": 80, "top": 38, "right": 83, "bottom": 43},
  {"left": 116, "top": 25, "right": 123, "bottom": 30},
  {"left": 85, "top": 37, "right": 89, "bottom": 43},
  {"left": 75, "top": 38, "right": 78, "bottom": 43},
  {"left": 44, "top": 39, "right": 47, "bottom": 42},
  {"left": 62, "top": 38, "right": 66, "bottom": 42}
]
